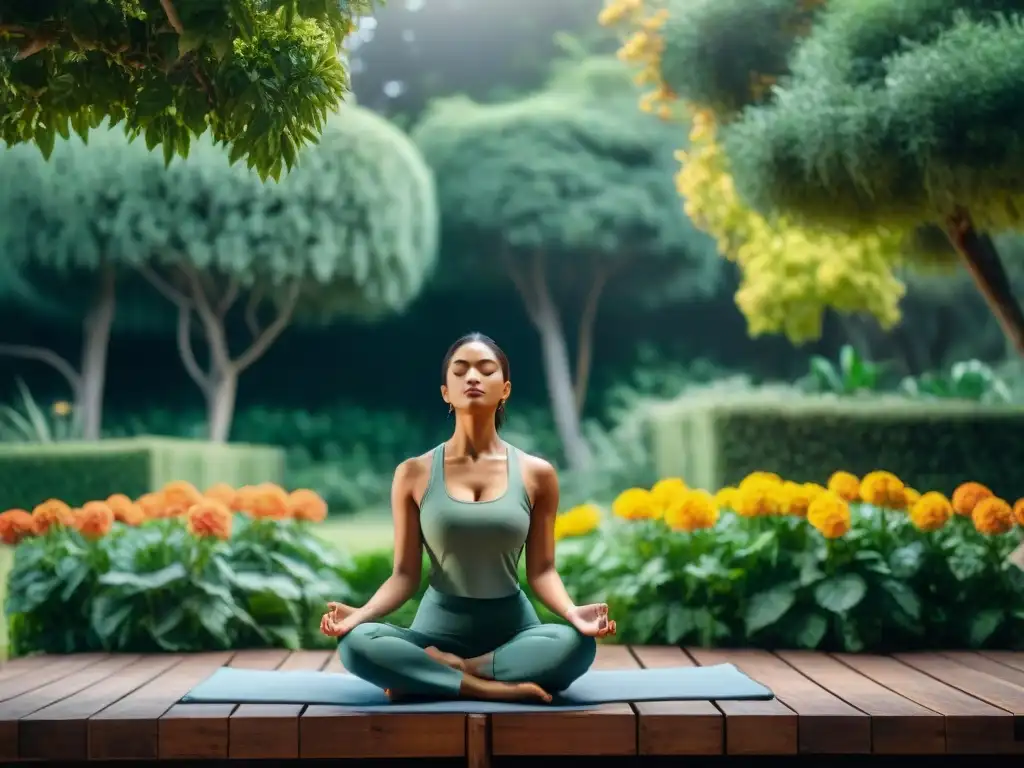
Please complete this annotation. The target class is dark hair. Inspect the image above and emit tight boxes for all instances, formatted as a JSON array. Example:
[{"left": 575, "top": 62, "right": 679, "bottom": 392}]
[{"left": 441, "top": 332, "right": 511, "bottom": 429}]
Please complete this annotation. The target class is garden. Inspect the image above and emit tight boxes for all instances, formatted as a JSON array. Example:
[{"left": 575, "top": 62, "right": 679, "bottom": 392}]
[{"left": 1, "top": 463, "right": 1021, "bottom": 658}]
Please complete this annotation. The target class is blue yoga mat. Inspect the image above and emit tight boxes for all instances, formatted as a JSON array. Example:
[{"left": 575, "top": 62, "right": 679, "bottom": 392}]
[{"left": 181, "top": 663, "right": 774, "bottom": 713}]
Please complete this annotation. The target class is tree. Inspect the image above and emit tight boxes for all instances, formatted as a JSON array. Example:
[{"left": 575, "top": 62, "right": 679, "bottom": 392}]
[
  {"left": 0, "top": 0, "right": 376, "bottom": 180},
  {"left": 600, "top": 0, "right": 913, "bottom": 344},
  {"left": 1, "top": 105, "right": 439, "bottom": 442},
  {"left": 643, "top": 0, "right": 1024, "bottom": 354},
  {"left": 413, "top": 56, "right": 720, "bottom": 470}
]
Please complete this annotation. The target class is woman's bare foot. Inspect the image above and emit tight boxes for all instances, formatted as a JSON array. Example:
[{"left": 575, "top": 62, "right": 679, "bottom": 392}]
[
  {"left": 425, "top": 646, "right": 466, "bottom": 671},
  {"left": 460, "top": 673, "right": 552, "bottom": 704}
]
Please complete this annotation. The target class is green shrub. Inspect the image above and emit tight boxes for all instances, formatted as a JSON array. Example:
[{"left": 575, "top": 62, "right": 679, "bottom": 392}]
[
  {"left": 5, "top": 515, "right": 350, "bottom": 655},
  {"left": 0, "top": 438, "right": 285, "bottom": 511},
  {"left": 647, "top": 393, "right": 1024, "bottom": 499},
  {"left": 555, "top": 511, "right": 1024, "bottom": 652}
]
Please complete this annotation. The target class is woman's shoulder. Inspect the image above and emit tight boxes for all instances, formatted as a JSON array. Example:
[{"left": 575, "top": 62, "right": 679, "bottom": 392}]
[
  {"left": 510, "top": 446, "right": 558, "bottom": 486},
  {"left": 394, "top": 450, "right": 436, "bottom": 484}
]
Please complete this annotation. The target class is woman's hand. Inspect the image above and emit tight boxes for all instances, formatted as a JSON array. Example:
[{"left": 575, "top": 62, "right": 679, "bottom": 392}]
[
  {"left": 320, "top": 601, "right": 359, "bottom": 638},
  {"left": 566, "top": 603, "right": 616, "bottom": 638}
]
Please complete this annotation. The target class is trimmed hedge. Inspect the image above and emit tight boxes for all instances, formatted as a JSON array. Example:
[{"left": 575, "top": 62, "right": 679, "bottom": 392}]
[
  {"left": 647, "top": 393, "right": 1024, "bottom": 499},
  {"left": 0, "top": 437, "right": 285, "bottom": 510}
]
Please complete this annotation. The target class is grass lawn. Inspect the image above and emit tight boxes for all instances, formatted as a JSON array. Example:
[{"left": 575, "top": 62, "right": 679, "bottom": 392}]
[{"left": 0, "top": 511, "right": 394, "bottom": 660}]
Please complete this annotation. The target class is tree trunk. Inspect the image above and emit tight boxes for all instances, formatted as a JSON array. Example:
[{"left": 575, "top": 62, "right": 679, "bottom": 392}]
[
  {"left": 504, "top": 250, "right": 591, "bottom": 471},
  {"left": 946, "top": 208, "right": 1024, "bottom": 356},
  {"left": 573, "top": 265, "right": 610, "bottom": 417},
  {"left": 206, "top": 369, "right": 238, "bottom": 444},
  {"left": 77, "top": 264, "right": 117, "bottom": 440}
]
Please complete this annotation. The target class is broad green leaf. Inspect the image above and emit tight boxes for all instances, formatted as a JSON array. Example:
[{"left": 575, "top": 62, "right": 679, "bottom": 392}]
[
  {"left": 99, "top": 563, "right": 188, "bottom": 594},
  {"left": 968, "top": 609, "right": 1005, "bottom": 647},
  {"left": 790, "top": 612, "right": 828, "bottom": 649},
  {"left": 90, "top": 594, "right": 134, "bottom": 647},
  {"left": 880, "top": 579, "right": 921, "bottom": 621},
  {"left": 666, "top": 604, "right": 696, "bottom": 643},
  {"left": 814, "top": 574, "right": 867, "bottom": 614},
  {"left": 744, "top": 585, "right": 796, "bottom": 635}
]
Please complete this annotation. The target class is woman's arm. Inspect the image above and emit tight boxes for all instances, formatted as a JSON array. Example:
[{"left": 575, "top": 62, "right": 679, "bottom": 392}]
[
  {"left": 523, "top": 459, "right": 577, "bottom": 618},
  {"left": 341, "top": 459, "right": 425, "bottom": 629}
]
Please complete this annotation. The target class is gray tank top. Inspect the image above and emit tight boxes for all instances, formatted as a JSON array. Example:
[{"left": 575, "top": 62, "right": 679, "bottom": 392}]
[{"left": 418, "top": 442, "right": 532, "bottom": 599}]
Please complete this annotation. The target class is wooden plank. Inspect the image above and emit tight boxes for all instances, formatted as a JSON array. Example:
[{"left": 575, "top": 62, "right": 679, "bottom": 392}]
[
  {"left": 837, "top": 653, "right": 1012, "bottom": 753},
  {"left": 0, "top": 655, "right": 48, "bottom": 682},
  {"left": 466, "top": 713, "right": 490, "bottom": 768},
  {"left": 709, "top": 649, "right": 870, "bottom": 754},
  {"left": 491, "top": 643, "right": 636, "bottom": 757},
  {"left": 0, "top": 654, "right": 106, "bottom": 703},
  {"left": 300, "top": 645, "right": 465, "bottom": 759},
  {"left": 980, "top": 651, "right": 1024, "bottom": 675},
  {"left": 0, "top": 654, "right": 128, "bottom": 761},
  {"left": 942, "top": 652, "right": 1024, "bottom": 690},
  {"left": 229, "top": 649, "right": 331, "bottom": 759},
  {"left": 88, "top": 652, "right": 234, "bottom": 760},
  {"left": 19, "top": 654, "right": 182, "bottom": 760},
  {"left": 895, "top": 652, "right": 1024, "bottom": 753},
  {"left": 686, "top": 647, "right": 798, "bottom": 755},
  {"left": 777, "top": 650, "right": 943, "bottom": 754},
  {"left": 630, "top": 646, "right": 723, "bottom": 755}
]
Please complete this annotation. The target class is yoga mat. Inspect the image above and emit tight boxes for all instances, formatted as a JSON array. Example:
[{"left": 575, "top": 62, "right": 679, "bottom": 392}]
[{"left": 181, "top": 663, "right": 774, "bottom": 713}]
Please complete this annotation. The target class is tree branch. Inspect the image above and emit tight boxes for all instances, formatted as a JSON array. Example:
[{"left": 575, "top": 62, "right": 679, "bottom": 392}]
[
  {"left": 160, "top": 0, "right": 185, "bottom": 34},
  {"left": 179, "top": 263, "right": 232, "bottom": 369},
  {"left": 234, "top": 282, "right": 302, "bottom": 373},
  {"left": 216, "top": 276, "right": 240, "bottom": 317},
  {"left": 245, "top": 285, "right": 266, "bottom": 338},
  {"left": 0, "top": 344, "right": 82, "bottom": 394},
  {"left": 176, "top": 305, "right": 212, "bottom": 395},
  {"left": 502, "top": 247, "right": 542, "bottom": 327},
  {"left": 137, "top": 264, "right": 190, "bottom": 306}
]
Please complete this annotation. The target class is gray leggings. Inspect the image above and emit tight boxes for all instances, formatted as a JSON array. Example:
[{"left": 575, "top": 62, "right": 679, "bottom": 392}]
[{"left": 338, "top": 587, "right": 596, "bottom": 697}]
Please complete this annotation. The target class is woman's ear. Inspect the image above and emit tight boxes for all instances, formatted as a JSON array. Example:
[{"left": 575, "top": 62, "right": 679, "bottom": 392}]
[{"left": 440, "top": 384, "right": 449, "bottom": 404}]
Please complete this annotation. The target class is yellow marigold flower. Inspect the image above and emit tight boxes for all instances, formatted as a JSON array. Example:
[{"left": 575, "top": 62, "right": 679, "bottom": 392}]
[
  {"left": 860, "top": 470, "right": 905, "bottom": 508},
  {"left": 909, "top": 492, "right": 952, "bottom": 532},
  {"left": 807, "top": 491, "right": 852, "bottom": 539},
  {"left": 1014, "top": 498, "right": 1024, "bottom": 527},
  {"left": 903, "top": 487, "right": 921, "bottom": 507},
  {"left": 612, "top": 488, "right": 659, "bottom": 521},
  {"left": 664, "top": 489, "right": 719, "bottom": 532},
  {"left": 739, "top": 471, "right": 782, "bottom": 489},
  {"left": 734, "top": 483, "right": 780, "bottom": 517},
  {"left": 651, "top": 477, "right": 687, "bottom": 510},
  {"left": 951, "top": 482, "right": 993, "bottom": 517},
  {"left": 826, "top": 471, "right": 860, "bottom": 502},
  {"left": 972, "top": 497, "right": 1014, "bottom": 536},
  {"left": 714, "top": 486, "right": 738, "bottom": 510},
  {"left": 554, "top": 503, "right": 602, "bottom": 540},
  {"left": 781, "top": 481, "right": 825, "bottom": 517}
]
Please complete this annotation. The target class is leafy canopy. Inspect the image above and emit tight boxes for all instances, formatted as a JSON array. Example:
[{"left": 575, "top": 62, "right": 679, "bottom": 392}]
[
  {"left": 601, "top": 0, "right": 912, "bottom": 342},
  {"left": 0, "top": 0, "right": 377, "bottom": 180},
  {"left": 412, "top": 56, "right": 720, "bottom": 295},
  {"left": 0, "top": 102, "right": 438, "bottom": 320},
  {"left": 723, "top": 0, "right": 1024, "bottom": 233}
]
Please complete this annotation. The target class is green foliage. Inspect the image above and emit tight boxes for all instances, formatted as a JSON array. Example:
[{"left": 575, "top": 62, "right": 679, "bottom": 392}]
[
  {"left": 5, "top": 515, "right": 351, "bottom": 654},
  {"left": 0, "top": 438, "right": 284, "bottom": 510},
  {"left": 721, "top": 1, "right": 1024, "bottom": 231},
  {"left": 412, "top": 55, "right": 721, "bottom": 295},
  {"left": 648, "top": 394, "right": 1024, "bottom": 499},
  {"left": 799, "top": 345, "right": 886, "bottom": 395},
  {"left": 0, "top": 0, "right": 377, "bottom": 180},
  {"left": 659, "top": 0, "right": 821, "bottom": 118},
  {"left": 900, "top": 359, "right": 1013, "bottom": 403},
  {"left": 555, "top": 513, "right": 1024, "bottom": 650},
  {"left": 0, "top": 379, "right": 80, "bottom": 443}
]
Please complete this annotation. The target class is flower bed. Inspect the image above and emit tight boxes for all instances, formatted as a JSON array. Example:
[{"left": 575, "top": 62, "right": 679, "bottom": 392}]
[
  {"left": 553, "top": 471, "right": 1024, "bottom": 651},
  {"left": 0, "top": 482, "right": 348, "bottom": 656}
]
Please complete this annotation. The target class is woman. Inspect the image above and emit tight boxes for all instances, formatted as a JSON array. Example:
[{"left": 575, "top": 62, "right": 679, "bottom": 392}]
[{"left": 320, "top": 332, "right": 616, "bottom": 703}]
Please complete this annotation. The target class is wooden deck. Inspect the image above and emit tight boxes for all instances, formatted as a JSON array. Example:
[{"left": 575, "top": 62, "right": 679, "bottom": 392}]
[{"left": 0, "top": 646, "right": 1022, "bottom": 761}]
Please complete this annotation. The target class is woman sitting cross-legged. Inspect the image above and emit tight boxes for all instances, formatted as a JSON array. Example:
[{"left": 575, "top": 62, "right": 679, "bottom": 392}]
[{"left": 319, "top": 332, "right": 616, "bottom": 703}]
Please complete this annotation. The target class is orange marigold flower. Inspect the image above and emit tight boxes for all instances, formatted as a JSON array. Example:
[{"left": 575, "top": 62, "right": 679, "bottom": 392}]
[
  {"left": 807, "top": 491, "right": 852, "bottom": 539},
  {"left": 951, "top": 482, "right": 993, "bottom": 517},
  {"left": 136, "top": 492, "right": 165, "bottom": 518},
  {"left": 909, "top": 492, "right": 952, "bottom": 533},
  {"left": 106, "top": 494, "right": 145, "bottom": 525},
  {"left": 233, "top": 485, "right": 259, "bottom": 513},
  {"left": 162, "top": 481, "right": 203, "bottom": 509},
  {"left": 971, "top": 497, "right": 1014, "bottom": 536},
  {"left": 903, "top": 487, "right": 921, "bottom": 507},
  {"left": 1014, "top": 498, "right": 1024, "bottom": 527},
  {"left": 0, "top": 509, "right": 36, "bottom": 545},
  {"left": 288, "top": 489, "right": 328, "bottom": 523},
  {"left": 664, "top": 488, "right": 719, "bottom": 532},
  {"left": 186, "top": 499, "right": 233, "bottom": 539},
  {"left": 860, "top": 470, "right": 905, "bottom": 508},
  {"left": 826, "top": 471, "right": 860, "bottom": 502},
  {"left": 31, "top": 498, "right": 73, "bottom": 534},
  {"left": 204, "top": 483, "right": 237, "bottom": 507},
  {"left": 245, "top": 483, "right": 290, "bottom": 520},
  {"left": 781, "top": 481, "right": 824, "bottom": 517},
  {"left": 74, "top": 501, "right": 115, "bottom": 539}
]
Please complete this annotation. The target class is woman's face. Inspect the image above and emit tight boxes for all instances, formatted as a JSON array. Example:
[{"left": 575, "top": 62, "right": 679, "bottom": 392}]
[{"left": 442, "top": 341, "right": 510, "bottom": 413}]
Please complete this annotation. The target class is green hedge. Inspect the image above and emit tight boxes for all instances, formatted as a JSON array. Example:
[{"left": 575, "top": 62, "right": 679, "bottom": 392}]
[
  {"left": 0, "top": 437, "right": 285, "bottom": 510},
  {"left": 648, "top": 393, "right": 1024, "bottom": 498}
]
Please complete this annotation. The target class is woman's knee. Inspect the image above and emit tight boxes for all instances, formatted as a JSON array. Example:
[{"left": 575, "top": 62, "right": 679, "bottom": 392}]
[
  {"left": 558, "top": 625, "right": 597, "bottom": 669},
  {"left": 337, "top": 622, "right": 384, "bottom": 675}
]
